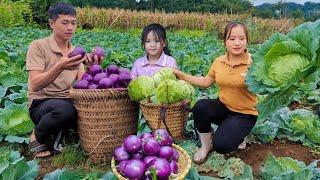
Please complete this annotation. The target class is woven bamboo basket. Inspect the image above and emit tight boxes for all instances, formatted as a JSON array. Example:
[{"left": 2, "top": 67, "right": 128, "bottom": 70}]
[
  {"left": 111, "top": 144, "right": 192, "bottom": 180},
  {"left": 69, "top": 88, "right": 139, "bottom": 163},
  {"left": 140, "top": 100, "right": 190, "bottom": 140}
]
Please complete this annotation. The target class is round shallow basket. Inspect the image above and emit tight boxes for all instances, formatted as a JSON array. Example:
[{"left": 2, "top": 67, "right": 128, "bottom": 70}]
[
  {"left": 111, "top": 144, "right": 192, "bottom": 180},
  {"left": 140, "top": 100, "right": 190, "bottom": 140},
  {"left": 70, "top": 88, "right": 139, "bottom": 164}
]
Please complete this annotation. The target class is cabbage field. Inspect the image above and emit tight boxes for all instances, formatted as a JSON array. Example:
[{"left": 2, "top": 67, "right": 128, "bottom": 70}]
[{"left": 0, "top": 20, "right": 320, "bottom": 179}]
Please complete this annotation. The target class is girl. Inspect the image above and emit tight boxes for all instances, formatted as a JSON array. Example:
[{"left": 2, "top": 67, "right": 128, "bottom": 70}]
[
  {"left": 174, "top": 22, "right": 258, "bottom": 164},
  {"left": 130, "top": 23, "right": 177, "bottom": 79}
]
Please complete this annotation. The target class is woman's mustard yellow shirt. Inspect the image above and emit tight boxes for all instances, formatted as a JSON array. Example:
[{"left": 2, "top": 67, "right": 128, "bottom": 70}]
[{"left": 207, "top": 52, "right": 258, "bottom": 116}]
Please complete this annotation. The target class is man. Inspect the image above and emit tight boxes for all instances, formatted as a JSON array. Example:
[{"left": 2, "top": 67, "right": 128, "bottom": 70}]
[{"left": 26, "top": 2, "right": 97, "bottom": 157}]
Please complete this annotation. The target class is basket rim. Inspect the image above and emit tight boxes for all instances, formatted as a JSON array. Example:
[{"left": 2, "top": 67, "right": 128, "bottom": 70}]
[
  {"left": 69, "top": 87, "right": 131, "bottom": 99},
  {"left": 111, "top": 144, "right": 192, "bottom": 180},
  {"left": 70, "top": 87, "right": 127, "bottom": 92},
  {"left": 140, "top": 99, "right": 190, "bottom": 108}
]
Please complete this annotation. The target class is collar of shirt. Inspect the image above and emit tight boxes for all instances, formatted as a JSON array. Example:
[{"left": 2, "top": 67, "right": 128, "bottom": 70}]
[
  {"left": 221, "top": 52, "right": 251, "bottom": 67},
  {"left": 141, "top": 52, "right": 167, "bottom": 67},
  {"left": 49, "top": 35, "right": 73, "bottom": 55}
]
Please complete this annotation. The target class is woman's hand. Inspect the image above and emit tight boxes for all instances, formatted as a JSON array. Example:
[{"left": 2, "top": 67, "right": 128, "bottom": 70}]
[
  {"left": 172, "top": 67, "right": 215, "bottom": 88},
  {"left": 173, "top": 68, "right": 183, "bottom": 80}
]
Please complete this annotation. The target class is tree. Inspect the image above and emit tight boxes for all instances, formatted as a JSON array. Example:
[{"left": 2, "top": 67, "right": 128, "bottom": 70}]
[{"left": 292, "top": 9, "right": 303, "bottom": 19}]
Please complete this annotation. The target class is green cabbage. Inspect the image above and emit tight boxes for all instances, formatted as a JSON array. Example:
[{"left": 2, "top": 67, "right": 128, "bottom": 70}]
[
  {"left": 153, "top": 68, "right": 176, "bottom": 85},
  {"left": 127, "top": 76, "right": 155, "bottom": 101},
  {"left": 305, "top": 127, "right": 320, "bottom": 144},
  {"left": 267, "top": 54, "right": 309, "bottom": 85},
  {"left": 253, "top": 107, "right": 320, "bottom": 147},
  {"left": 246, "top": 20, "right": 320, "bottom": 119},
  {"left": 177, "top": 80, "right": 195, "bottom": 100},
  {"left": 290, "top": 115, "right": 313, "bottom": 134},
  {"left": 156, "top": 79, "right": 184, "bottom": 104},
  {"left": 150, "top": 95, "right": 160, "bottom": 104}
]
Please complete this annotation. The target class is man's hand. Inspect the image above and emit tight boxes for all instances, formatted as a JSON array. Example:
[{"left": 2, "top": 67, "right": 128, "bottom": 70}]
[
  {"left": 84, "top": 53, "right": 104, "bottom": 66},
  {"left": 59, "top": 55, "right": 85, "bottom": 71}
]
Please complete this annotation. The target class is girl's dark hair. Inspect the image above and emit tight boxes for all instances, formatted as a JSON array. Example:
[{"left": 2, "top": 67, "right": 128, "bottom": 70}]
[
  {"left": 48, "top": 2, "right": 76, "bottom": 21},
  {"left": 141, "top": 23, "right": 171, "bottom": 56},
  {"left": 223, "top": 21, "right": 249, "bottom": 45}
]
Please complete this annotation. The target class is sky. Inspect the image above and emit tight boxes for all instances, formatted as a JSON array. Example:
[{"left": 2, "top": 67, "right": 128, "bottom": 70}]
[{"left": 251, "top": 0, "right": 320, "bottom": 6}]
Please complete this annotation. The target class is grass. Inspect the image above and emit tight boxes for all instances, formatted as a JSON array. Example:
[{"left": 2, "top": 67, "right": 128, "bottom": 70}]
[
  {"left": 51, "top": 143, "right": 112, "bottom": 174},
  {"left": 52, "top": 144, "right": 86, "bottom": 167}
]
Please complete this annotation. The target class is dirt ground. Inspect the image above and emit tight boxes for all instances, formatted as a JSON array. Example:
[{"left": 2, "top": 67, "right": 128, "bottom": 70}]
[
  {"left": 32, "top": 139, "right": 320, "bottom": 179},
  {"left": 226, "top": 139, "right": 320, "bottom": 177}
]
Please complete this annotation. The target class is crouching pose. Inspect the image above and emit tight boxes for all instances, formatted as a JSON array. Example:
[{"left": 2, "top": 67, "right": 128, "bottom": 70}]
[
  {"left": 173, "top": 22, "right": 258, "bottom": 163},
  {"left": 26, "top": 2, "right": 98, "bottom": 157}
]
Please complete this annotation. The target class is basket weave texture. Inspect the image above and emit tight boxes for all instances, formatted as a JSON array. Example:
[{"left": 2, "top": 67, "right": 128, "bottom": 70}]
[
  {"left": 111, "top": 144, "right": 192, "bottom": 180},
  {"left": 140, "top": 100, "right": 189, "bottom": 140},
  {"left": 70, "top": 88, "right": 138, "bottom": 163}
]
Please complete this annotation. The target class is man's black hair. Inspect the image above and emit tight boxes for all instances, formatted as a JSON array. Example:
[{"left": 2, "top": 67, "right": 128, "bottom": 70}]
[{"left": 48, "top": 2, "right": 76, "bottom": 21}]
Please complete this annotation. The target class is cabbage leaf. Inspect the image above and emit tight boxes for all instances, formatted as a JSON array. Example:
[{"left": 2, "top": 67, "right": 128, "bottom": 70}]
[{"left": 0, "top": 104, "right": 33, "bottom": 136}]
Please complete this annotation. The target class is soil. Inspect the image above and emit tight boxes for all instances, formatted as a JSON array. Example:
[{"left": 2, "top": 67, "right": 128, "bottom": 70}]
[
  {"left": 31, "top": 139, "right": 320, "bottom": 179},
  {"left": 226, "top": 139, "right": 320, "bottom": 177}
]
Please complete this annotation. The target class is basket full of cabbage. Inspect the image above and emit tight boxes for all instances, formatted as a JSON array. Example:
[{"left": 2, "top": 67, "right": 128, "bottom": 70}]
[
  {"left": 127, "top": 68, "right": 195, "bottom": 140},
  {"left": 111, "top": 129, "right": 192, "bottom": 180},
  {"left": 69, "top": 46, "right": 139, "bottom": 163}
]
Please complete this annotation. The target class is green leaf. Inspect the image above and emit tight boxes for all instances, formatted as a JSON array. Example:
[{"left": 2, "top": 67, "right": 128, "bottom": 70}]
[
  {"left": 233, "top": 165, "right": 254, "bottom": 180},
  {"left": 261, "top": 154, "right": 307, "bottom": 179},
  {"left": 4, "top": 135, "right": 29, "bottom": 144},
  {"left": 0, "top": 150, "right": 38, "bottom": 180},
  {"left": 0, "top": 104, "right": 34, "bottom": 136},
  {"left": 43, "top": 168, "right": 66, "bottom": 180},
  {"left": 288, "top": 21, "right": 320, "bottom": 63},
  {"left": 8, "top": 93, "right": 23, "bottom": 101},
  {"left": 216, "top": 157, "right": 245, "bottom": 178},
  {"left": 265, "top": 41, "right": 309, "bottom": 65},
  {"left": 150, "top": 168, "right": 158, "bottom": 180},
  {"left": 184, "top": 166, "right": 202, "bottom": 180},
  {"left": 257, "top": 85, "right": 300, "bottom": 120},
  {"left": 0, "top": 86, "right": 7, "bottom": 99},
  {"left": 0, "top": 149, "right": 10, "bottom": 175},
  {"left": 0, "top": 73, "right": 23, "bottom": 88},
  {"left": 252, "top": 121, "right": 279, "bottom": 143},
  {"left": 100, "top": 171, "right": 117, "bottom": 180},
  {"left": 18, "top": 160, "right": 39, "bottom": 180},
  {"left": 136, "top": 117, "right": 151, "bottom": 135}
]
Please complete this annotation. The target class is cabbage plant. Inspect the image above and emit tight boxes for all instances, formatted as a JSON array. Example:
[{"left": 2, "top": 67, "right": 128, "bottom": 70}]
[
  {"left": 246, "top": 20, "right": 320, "bottom": 119},
  {"left": 252, "top": 107, "right": 320, "bottom": 147}
]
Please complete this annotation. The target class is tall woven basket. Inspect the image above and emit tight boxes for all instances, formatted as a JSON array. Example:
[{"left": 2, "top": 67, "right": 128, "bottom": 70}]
[
  {"left": 69, "top": 88, "right": 139, "bottom": 163},
  {"left": 140, "top": 99, "right": 190, "bottom": 140}
]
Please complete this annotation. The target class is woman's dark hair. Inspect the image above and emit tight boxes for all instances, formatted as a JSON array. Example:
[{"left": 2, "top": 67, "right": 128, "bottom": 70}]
[
  {"left": 223, "top": 21, "right": 249, "bottom": 45},
  {"left": 141, "top": 23, "right": 171, "bottom": 56},
  {"left": 48, "top": 2, "right": 76, "bottom": 21}
]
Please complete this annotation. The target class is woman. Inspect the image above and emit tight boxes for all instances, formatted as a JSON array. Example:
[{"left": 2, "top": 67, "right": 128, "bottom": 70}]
[{"left": 174, "top": 22, "right": 258, "bottom": 164}]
